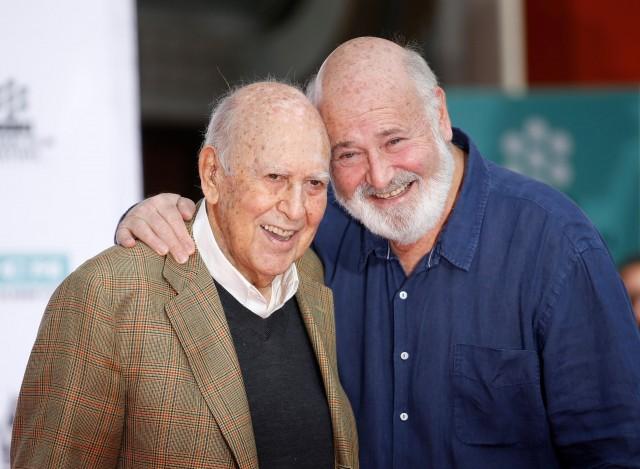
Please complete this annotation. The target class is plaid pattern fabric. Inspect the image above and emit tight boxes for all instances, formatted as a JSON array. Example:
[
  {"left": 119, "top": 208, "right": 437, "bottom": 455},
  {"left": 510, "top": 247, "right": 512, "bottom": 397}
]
[{"left": 11, "top": 216, "right": 358, "bottom": 468}]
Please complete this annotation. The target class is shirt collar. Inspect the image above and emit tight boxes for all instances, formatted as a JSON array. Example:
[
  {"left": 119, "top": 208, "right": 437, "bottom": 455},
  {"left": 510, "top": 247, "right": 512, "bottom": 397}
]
[
  {"left": 360, "top": 229, "right": 391, "bottom": 270},
  {"left": 193, "top": 202, "right": 299, "bottom": 318},
  {"left": 438, "top": 128, "right": 490, "bottom": 271},
  {"left": 358, "top": 128, "right": 490, "bottom": 272}
]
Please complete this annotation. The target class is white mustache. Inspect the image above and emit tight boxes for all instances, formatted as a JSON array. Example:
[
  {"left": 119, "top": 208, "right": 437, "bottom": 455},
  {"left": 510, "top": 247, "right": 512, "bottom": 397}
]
[{"left": 358, "top": 171, "right": 419, "bottom": 197}]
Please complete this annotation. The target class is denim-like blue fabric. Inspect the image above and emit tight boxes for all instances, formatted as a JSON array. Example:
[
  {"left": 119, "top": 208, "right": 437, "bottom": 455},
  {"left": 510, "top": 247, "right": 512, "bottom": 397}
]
[{"left": 313, "top": 128, "right": 640, "bottom": 469}]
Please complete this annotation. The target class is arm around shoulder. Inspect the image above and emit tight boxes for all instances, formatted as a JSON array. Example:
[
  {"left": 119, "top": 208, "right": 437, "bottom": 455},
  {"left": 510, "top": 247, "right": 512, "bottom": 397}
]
[{"left": 115, "top": 193, "right": 196, "bottom": 264}]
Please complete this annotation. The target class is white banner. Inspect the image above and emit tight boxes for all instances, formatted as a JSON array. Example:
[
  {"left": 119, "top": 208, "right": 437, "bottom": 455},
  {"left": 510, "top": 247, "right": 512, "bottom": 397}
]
[{"left": 0, "top": 1, "right": 141, "bottom": 465}]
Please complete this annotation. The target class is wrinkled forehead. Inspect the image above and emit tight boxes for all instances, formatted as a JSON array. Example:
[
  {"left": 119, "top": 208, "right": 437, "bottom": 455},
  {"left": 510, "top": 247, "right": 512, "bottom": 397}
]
[
  {"left": 317, "top": 75, "right": 424, "bottom": 140},
  {"left": 321, "top": 40, "right": 410, "bottom": 97},
  {"left": 238, "top": 88, "right": 312, "bottom": 120},
  {"left": 318, "top": 60, "right": 420, "bottom": 126},
  {"left": 230, "top": 98, "right": 330, "bottom": 170},
  {"left": 231, "top": 85, "right": 323, "bottom": 137}
]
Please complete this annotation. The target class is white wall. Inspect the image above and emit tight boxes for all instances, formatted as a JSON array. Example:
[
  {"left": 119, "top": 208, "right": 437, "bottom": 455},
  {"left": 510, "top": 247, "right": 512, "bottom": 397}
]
[{"left": 0, "top": 1, "right": 141, "bottom": 466}]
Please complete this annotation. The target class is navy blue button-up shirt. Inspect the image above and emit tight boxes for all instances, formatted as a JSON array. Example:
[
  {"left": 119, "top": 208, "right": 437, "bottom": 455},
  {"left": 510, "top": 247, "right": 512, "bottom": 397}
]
[{"left": 313, "top": 129, "right": 640, "bottom": 468}]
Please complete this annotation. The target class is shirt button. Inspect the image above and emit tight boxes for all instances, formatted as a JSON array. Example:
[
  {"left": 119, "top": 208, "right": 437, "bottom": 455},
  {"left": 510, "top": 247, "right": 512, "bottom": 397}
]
[
  {"left": 400, "top": 412, "right": 409, "bottom": 421},
  {"left": 399, "top": 291, "right": 408, "bottom": 300},
  {"left": 400, "top": 352, "right": 409, "bottom": 360}
]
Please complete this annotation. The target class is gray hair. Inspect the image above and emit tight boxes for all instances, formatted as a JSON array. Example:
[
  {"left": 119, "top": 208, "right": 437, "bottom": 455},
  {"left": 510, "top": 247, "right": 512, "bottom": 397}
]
[
  {"left": 402, "top": 44, "right": 440, "bottom": 123},
  {"left": 202, "top": 87, "right": 240, "bottom": 174},
  {"left": 305, "top": 42, "right": 440, "bottom": 122}
]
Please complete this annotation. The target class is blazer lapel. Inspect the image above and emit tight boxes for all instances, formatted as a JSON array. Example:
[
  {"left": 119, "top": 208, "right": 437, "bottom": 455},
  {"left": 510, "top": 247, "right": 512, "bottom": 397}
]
[
  {"left": 296, "top": 271, "right": 354, "bottom": 468},
  {"left": 163, "top": 250, "right": 258, "bottom": 468}
]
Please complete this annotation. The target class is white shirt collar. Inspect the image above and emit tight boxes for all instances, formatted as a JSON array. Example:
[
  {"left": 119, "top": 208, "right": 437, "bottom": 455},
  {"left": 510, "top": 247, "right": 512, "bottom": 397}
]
[{"left": 193, "top": 202, "right": 299, "bottom": 318}]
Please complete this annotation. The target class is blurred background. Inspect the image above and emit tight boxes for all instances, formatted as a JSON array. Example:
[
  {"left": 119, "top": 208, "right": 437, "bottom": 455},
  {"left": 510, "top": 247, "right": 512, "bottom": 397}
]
[
  {"left": 136, "top": 0, "right": 640, "bottom": 261},
  {"left": 1, "top": 0, "right": 639, "bottom": 465}
]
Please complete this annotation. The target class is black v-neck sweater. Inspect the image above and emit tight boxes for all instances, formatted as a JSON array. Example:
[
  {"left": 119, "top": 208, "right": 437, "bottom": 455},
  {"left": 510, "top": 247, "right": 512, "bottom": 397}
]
[{"left": 215, "top": 281, "right": 334, "bottom": 469}]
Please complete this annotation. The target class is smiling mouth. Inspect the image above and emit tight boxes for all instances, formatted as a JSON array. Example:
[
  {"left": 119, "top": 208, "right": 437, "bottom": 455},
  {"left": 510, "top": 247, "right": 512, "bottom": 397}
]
[
  {"left": 261, "top": 224, "right": 296, "bottom": 241},
  {"left": 371, "top": 181, "right": 413, "bottom": 200}
]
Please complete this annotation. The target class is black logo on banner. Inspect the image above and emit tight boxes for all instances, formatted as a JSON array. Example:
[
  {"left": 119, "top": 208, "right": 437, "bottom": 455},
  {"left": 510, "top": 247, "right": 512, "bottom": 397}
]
[{"left": 0, "top": 79, "right": 52, "bottom": 160}]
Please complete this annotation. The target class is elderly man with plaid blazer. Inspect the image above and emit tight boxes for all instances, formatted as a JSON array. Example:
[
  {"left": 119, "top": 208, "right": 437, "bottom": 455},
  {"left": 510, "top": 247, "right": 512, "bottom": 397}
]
[{"left": 11, "top": 82, "right": 358, "bottom": 469}]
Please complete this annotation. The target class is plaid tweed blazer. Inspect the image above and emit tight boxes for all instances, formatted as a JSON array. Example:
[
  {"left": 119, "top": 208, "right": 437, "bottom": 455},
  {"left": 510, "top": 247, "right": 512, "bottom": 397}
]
[{"left": 11, "top": 220, "right": 358, "bottom": 468}]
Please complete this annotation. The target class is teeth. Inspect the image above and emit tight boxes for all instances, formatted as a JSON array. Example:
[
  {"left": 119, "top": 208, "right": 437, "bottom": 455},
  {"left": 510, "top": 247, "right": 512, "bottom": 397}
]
[
  {"left": 373, "top": 182, "right": 410, "bottom": 199},
  {"left": 262, "top": 224, "right": 295, "bottom": 239}
]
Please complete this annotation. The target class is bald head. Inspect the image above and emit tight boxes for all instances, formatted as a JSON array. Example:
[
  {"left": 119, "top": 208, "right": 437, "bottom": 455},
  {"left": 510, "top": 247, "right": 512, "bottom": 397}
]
[
  {"left": 205, "top": 81, "right": 327, "bottom": 173},
  {"left": 232, "top": 81, "right": 317, "bottom": 123},
  {"left": 307, "top": 37, "right": 439, "bottom": 121}
]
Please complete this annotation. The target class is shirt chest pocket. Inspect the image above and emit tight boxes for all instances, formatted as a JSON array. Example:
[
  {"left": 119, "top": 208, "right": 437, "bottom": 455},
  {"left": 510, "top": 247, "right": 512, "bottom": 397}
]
[{"left": 453, "top": 344, "right": 548, "bottom": 447}]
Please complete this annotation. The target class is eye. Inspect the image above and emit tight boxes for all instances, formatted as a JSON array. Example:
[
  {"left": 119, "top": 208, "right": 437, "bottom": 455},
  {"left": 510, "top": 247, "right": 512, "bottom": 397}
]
[
  {"left": 308, "top": 179, "right": 325, "bottom": 187},
  {"left": 332, "top": 150, "right": 363, "bottom": 167},
  {"left": 267, "top": 173, "right": 283, "bottom": 181},
  {"left": 338, "top": 152, "right": 355, "bottom": 160},
  {"left": 388, "top": 137, "right": 403, "bottom": 146}
]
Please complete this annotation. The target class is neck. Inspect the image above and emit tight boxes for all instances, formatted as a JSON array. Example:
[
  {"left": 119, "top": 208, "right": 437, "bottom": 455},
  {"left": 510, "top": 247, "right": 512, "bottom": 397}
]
[
  {"left": 258, "top": 284, "right": 272, "bottom": 302},
  {"left": 391, "top": 144, "right": 466, "bottom": 275}
]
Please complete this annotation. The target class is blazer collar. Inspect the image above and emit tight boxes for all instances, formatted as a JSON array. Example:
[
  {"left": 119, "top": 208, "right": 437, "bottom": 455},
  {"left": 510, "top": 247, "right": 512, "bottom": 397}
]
[{"left": 295, "top": 252, "right": 356, "bottom": 468}]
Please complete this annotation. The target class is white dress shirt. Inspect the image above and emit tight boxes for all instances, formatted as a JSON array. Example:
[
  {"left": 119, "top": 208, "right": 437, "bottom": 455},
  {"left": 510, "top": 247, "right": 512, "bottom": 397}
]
[{"left": 192, "top": 202, "right": 299, "bottom": 318}]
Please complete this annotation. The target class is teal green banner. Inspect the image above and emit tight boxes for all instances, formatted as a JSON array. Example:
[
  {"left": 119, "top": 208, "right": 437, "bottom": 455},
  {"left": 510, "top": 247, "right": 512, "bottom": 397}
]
[{"left": 447, "top": 89, "right": 640, "bottom": 264}]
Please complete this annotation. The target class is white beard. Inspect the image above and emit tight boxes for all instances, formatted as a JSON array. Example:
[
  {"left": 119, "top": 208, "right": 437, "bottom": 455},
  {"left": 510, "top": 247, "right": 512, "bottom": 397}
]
[{"left": 334, "top": 130, "right": 455, "bottom": 245}]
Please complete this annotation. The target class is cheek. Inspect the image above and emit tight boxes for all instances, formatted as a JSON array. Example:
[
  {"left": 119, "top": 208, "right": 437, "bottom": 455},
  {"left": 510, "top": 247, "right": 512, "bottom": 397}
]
[
  {"left": 331, "top": 165, "right": 365, "bottom": 197},
  {"left": 305, "top": 197, "right": 327, "bottom": 227},
  {"left": 400, "top": 143, "right": 439, "bottom": 175},
  {"left": 233, "top": 183, "right": 275, "bottom": 218},
  {"left": 221, "top": 199, "right": 265, "bottom": 243}
]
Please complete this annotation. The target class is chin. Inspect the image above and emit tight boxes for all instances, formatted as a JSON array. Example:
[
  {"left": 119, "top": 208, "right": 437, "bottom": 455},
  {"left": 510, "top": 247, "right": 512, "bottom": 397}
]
[{"left": 258, "top": 259, "right": 296, "bottom": 277}]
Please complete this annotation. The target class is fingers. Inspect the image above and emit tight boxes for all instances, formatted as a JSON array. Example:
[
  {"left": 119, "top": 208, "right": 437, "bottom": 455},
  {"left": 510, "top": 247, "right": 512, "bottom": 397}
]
[
  {"left": 177, "top": 197, "right": 197, "bottom": 221},
  {"left": 118, "top": 211, "right": 171, "bottom": 257},
  {"left": 175, "top": 197, "right": 197, "bottom": 256},
  {"left": 116, "top": 193, "right": 195, "bottom": 263},
  {"left": 156, "top": 197, "right": 196, "bottom": 259},
  {"left": 115, "top": 226, "right": 138, "bottom": 248}
]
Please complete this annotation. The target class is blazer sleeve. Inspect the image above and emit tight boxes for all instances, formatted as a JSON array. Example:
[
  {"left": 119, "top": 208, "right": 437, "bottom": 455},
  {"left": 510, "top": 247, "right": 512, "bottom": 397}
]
[{"left": 11, "top": 258, "right": 125, "bottom": 468}]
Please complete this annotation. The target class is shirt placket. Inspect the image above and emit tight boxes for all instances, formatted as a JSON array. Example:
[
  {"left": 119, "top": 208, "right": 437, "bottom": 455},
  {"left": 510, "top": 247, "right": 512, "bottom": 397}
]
[{"left": 391, "top": 267, "right": 411, "bottom": 469}]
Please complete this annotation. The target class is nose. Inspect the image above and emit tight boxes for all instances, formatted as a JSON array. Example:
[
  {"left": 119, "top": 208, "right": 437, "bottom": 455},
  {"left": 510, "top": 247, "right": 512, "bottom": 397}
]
[
  {"left": 366, "top": 152, "right": 394, "bottom": 190},
  {"left": 278, "top": 184, "right": 306, "bottom": 220}
]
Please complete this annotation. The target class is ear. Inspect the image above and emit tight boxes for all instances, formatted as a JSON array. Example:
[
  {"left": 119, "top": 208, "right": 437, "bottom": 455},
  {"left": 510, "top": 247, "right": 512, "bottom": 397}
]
[
  {"left": 434, "top": 87, "right": 453, "bottom": 142},
  {"left": 198, "top": 145, "right": 223, "bottom": 204}
]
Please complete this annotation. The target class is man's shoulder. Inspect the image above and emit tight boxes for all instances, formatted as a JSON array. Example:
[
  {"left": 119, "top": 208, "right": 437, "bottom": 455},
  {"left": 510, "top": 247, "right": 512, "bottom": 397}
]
[
  {"left": 485, "top": 161, "right": 605, "bottom": 253},
  {"left": 57, "top": 242, "right": 168, "bottom": 303},
  {"left": 45, "top": 242, "right": 176, "bottom": 331},
  {"left": 487, "top": 160, "right": 575, "bottom": 213},
  {"left": 75, "top": 242, "right": 165, "bottom": 279}
]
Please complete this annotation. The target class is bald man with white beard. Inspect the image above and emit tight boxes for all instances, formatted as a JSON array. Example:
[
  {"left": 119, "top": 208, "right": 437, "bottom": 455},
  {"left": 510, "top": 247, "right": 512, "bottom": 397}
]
[{"left": 116, "top": 38, "right": 640, "bottom": 468}]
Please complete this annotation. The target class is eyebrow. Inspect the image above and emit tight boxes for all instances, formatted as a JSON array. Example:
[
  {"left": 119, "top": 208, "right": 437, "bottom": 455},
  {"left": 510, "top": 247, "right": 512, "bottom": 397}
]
[
  {"left": 331, "top": 141, "right": 355, "bottom": 154},
  {"left": 310, "top": 171, "right": 331, "bottom": 182},
  {"left": 260, "top": 166, "right": 330, "bottom": 182},
  {"left": 331, "top": 127, "right": 406, "bottom": 154},
  {"left": 376, "top": 127, "right": 404, "bottom": 138}
]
